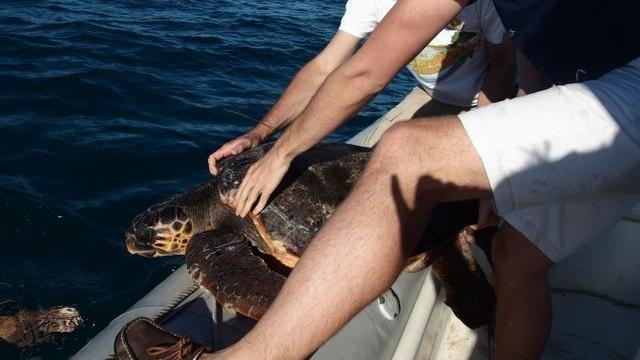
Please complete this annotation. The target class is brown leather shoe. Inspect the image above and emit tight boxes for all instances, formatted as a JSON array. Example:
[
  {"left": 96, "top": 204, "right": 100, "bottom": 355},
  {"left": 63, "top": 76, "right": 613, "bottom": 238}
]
[{"left": 114, "top": 317, "right": 207, "bottom": 360}]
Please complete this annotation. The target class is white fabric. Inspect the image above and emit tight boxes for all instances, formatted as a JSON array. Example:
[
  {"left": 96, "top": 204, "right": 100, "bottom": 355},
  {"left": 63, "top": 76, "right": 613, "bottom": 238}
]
[
  {"left": 458, "top": 57, "right": 640, "bottom": 261},
  {"left": 339, "top": 0, "right": 506, "bottom": 107}
]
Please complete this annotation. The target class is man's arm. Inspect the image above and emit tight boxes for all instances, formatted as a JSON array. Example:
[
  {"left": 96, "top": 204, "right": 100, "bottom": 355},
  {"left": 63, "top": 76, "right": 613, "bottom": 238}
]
[
  {"left": 256, "top": 31, "right": 361, "bottom": 135},
  {"left": 208, "top": 31, "right": 359, "bottom": 175},
  {"left": 234, "top": 0, "right": 468, "bottom": 217},
  {"left": 477, "top": 33, "right": 517, "bottom": 106}
]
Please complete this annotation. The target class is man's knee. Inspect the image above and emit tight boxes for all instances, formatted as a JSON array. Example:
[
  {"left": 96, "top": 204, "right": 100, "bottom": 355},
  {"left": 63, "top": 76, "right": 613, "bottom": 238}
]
[
  {"left": 492, "top": 224, "right": 553, "bottom": 285},
  {"left": 369, "top": 115, "right": 491, "bottom": 202},
  {"left": 373, "top": 116, "right": 457, "bottom": 168},
  {"left": 378, "top": 116, "right": 452, "bottom": 146},
  {"left": 376, "top": 120, "right": 420, "bottom": 154}
]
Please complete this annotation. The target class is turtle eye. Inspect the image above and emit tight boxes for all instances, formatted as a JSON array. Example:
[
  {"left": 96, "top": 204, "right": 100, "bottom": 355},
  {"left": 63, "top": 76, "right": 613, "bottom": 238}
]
[
  {"left": 137, "top": 227, "right": 156, "bottom": 246},
  {"left": 159, "top": 207, "right": 174, "bottom": 220}
]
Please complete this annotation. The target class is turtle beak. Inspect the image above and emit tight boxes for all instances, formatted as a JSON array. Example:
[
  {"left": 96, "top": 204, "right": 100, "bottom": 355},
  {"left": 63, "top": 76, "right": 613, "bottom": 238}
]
[{"left": 125, "top": 234, "right": 158, "bottom": 257}]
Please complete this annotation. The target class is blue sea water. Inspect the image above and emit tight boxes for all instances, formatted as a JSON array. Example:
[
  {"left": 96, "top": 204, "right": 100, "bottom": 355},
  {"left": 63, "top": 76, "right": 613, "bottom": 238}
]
[{"left": 0, "top": 1, "right": 413, "bottom": 358}]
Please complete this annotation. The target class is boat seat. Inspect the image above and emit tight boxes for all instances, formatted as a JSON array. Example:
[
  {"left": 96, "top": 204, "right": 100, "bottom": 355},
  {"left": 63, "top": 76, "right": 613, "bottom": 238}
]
[{"left": 549, "top": 203, "right": 640, "bottom": 307}]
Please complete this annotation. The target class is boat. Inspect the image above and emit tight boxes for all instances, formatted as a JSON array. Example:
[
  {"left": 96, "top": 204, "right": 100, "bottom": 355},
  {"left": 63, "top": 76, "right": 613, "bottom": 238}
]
[{"left": 73, "top": 115, "right": 640, "bottom": 359}]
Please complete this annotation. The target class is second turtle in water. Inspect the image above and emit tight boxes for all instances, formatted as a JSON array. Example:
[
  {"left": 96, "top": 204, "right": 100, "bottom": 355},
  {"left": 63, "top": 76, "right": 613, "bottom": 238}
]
[
  {"left": 0, "top": 298, "right": 82, "bottom": 348},
  {"left": 125, "top": 142, "right": 495, "bottom": 327}
]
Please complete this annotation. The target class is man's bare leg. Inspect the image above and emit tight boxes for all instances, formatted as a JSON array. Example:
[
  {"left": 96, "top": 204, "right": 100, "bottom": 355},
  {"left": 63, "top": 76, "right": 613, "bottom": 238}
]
[
  {"left": 492, "top": 223, "right": 553, "bottom": 359},
  {"left": 202, "top": 116, "right": 491, "bottom": 360}
]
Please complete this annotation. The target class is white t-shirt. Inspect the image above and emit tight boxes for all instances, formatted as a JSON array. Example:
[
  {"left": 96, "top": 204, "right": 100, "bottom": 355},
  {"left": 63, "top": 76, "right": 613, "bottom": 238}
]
[{"left": 339, "top": 0, "right": 506, "bottom": 107}]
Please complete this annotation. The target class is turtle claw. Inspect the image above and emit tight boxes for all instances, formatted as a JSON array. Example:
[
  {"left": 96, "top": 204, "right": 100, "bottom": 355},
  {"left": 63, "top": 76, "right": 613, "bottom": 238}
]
[
  {"left": 222, "top": 304, "right": 237, "bottom": 316},
  {"left": 403, "top": 252, "right": 429, "bottom": 272}
]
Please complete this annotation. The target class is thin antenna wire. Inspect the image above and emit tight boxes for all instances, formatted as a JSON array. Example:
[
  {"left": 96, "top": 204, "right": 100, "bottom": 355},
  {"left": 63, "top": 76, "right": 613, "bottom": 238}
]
[
  {"left": 224, "top": 109, "right": 259, "bottom": 123},
  {"left": 224, "top": 108, "right": 275, "bottom": 130}
]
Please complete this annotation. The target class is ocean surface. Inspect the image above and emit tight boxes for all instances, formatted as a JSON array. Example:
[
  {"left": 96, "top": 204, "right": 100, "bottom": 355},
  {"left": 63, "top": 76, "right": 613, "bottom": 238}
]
[{"left": 0, "top": 1, "right": 413, "bottom": 358}]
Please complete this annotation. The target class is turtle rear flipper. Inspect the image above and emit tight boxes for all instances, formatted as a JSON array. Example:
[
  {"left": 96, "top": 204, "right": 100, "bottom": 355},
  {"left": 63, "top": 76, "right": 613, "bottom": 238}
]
[
  {"left": 185, "top": 229, "right": 285, "bottom": 321},
  {"left": 431, "top": 226, "right": 497, "bottom": 329},
  {"left": 403, "top": 200, "right": 480, "bottom": 273}
]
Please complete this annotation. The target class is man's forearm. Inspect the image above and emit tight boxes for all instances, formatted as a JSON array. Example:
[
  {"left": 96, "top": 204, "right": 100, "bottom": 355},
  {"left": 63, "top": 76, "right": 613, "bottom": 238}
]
[
  {"left": 271, "top": 61, "right": 381, "bottom": 160},
  {"left": 249, "top": 32, "right": 360, "bottom": 143},
  {"left": 478, "top": 35, "right": 517, "bottom": 106},
  {"left": 478, "top": 64, "right": 516, "bottom": 106}
]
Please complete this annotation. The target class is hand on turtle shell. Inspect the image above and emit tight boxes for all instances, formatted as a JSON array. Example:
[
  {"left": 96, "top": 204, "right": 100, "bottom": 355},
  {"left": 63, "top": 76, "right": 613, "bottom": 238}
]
[
  {"left": 233, "top": 148, "right": 291, "bottom": 217},
  {"left": 208, "top": 133, "right": 261, "bottom": 175}
]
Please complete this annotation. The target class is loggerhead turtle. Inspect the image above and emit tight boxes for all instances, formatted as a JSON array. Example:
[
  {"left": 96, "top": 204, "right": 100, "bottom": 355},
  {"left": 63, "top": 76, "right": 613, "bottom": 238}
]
[
  {"left": 125, "top": 142, "right": 495, "bottom": 327},
  {"left": 0, "top": 298, "right": 82, "bottom": 348}
]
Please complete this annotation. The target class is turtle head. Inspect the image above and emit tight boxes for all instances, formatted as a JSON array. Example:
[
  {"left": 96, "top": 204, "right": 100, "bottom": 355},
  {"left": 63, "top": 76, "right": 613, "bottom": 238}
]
[{"left": 125, "top": 200, "right": 195, "bottom": 257}]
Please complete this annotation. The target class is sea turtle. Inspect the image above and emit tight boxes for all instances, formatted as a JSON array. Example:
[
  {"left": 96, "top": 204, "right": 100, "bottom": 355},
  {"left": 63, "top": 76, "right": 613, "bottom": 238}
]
[
  {"left": 125, "top": 142, "right": 495, "bottom": 327},
  {"left": 0, "top": 298, "right": 82, "bottom": 348}
]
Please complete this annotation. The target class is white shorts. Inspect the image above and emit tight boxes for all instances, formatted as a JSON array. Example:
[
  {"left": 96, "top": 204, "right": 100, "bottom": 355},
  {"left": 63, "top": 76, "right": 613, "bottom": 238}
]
[{"left": 459, "top": 57, "right": 640, "bottom": 262}]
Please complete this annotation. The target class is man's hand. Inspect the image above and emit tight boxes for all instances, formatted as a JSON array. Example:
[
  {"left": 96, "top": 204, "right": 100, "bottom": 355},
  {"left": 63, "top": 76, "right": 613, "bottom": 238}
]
[
  {"left": 208, "top": 133, "right": 262, "bottom": 175},
  {"left": 233, "top": 148, "right": 292, "bottom": 217}
]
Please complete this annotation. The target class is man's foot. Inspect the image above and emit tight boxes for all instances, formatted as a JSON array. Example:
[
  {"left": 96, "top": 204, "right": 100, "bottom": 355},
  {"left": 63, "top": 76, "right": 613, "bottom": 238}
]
[{"left": 115, "top": 317, "right": 207, "bottom": 360}]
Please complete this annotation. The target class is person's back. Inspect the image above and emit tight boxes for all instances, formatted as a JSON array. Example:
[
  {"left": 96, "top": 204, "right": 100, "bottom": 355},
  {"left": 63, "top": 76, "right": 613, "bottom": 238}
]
[{"left": 339, "top": 0, "right": 507, "bottom": 107}]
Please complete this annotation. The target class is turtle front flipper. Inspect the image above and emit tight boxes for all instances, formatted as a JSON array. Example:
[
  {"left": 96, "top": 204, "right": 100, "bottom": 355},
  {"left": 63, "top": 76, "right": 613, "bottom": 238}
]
[{"left": 185, "top": 229, "right": 285, "bottom": 320}]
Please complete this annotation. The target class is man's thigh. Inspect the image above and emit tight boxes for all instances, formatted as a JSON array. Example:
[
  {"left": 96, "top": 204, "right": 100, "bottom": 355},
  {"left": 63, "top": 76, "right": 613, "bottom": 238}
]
[{"left": 459, "top": 58, "right": 640, "bottom": 209}]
